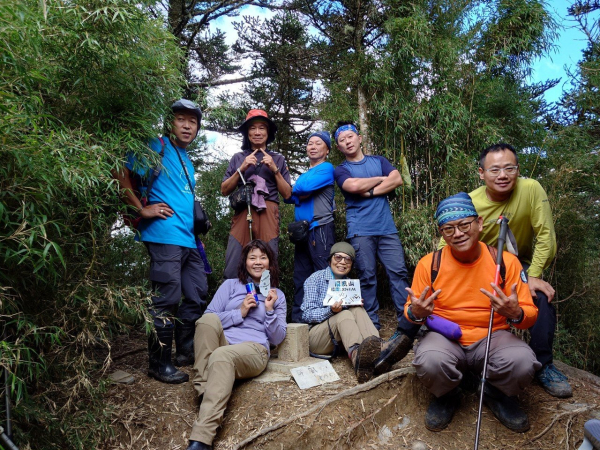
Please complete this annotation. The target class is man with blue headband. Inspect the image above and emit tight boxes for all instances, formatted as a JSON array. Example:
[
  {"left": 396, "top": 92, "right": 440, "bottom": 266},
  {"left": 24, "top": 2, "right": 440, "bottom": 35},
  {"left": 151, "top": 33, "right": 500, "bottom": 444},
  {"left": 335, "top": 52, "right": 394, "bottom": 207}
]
[
  {"left": 333, "top": 121, "right": 416, "bottom": 368},
  {"left": 407, "top": 192, "right": 539, "bottom": 432}
]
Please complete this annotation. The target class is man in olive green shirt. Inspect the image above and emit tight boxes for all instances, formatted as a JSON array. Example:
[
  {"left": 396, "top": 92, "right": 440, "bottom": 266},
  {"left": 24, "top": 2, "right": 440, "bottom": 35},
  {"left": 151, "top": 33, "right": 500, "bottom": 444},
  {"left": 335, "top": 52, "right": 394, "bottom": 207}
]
[{"left": 472, "top": 143, "right": 571, "bottom": 398}]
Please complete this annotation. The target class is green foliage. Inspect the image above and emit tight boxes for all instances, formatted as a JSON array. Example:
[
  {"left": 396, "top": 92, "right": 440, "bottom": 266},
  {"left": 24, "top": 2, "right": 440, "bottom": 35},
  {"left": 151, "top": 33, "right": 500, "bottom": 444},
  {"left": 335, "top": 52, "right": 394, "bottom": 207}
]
[{"left": 0, "top": 0, "right": 183, "bottom": 447}]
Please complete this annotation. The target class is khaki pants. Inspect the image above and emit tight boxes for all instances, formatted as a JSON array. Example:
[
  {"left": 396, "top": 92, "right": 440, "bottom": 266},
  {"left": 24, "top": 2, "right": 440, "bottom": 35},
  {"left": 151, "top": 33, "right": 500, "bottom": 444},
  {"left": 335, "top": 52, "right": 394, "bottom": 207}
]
[
  {"left": 309, "top": 307, "right": 379, "bottom": 354},
  {"left": 413, "top": 330, "right": 542, "bottom": 398},
  {"left": 190, "top": 314, "right": 269, "bottom": 445}
]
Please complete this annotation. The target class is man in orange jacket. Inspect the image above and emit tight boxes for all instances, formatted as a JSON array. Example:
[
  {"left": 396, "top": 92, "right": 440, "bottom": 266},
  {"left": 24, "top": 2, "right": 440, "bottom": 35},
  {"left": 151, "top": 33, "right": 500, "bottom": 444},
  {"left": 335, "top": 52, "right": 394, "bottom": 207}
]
[{"left": 406, "top": 192, "right": 540, "bottom": 433}]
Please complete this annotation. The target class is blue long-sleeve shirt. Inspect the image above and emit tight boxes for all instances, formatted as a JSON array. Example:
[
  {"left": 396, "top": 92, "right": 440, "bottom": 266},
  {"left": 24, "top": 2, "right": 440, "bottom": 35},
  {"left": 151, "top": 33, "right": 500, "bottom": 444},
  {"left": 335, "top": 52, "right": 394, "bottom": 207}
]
[
  {"left": 206, "top": 279, "right": 287, "bottom": 354},
  {"left": 285, "top": 162, "right": 335, "bottom": 229}
]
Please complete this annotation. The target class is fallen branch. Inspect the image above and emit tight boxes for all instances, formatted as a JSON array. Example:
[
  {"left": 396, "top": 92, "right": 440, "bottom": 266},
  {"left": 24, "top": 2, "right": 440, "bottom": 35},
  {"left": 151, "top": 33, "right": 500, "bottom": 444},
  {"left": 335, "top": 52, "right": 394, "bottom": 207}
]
[
  {"left": 338, "top": 393, "right": 398, "bottom": 443},
  {"left": 233, "top": 367, "right": 415, "bottom": 449}
]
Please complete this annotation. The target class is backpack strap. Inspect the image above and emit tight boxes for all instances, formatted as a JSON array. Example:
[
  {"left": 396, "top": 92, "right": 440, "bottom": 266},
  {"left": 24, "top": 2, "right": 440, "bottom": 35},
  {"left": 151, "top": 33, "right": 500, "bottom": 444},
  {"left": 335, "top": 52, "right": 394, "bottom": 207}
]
[
  {"left": 486, "top": 244, "right": 506, "bottom": 289},
  {"left": 430, "top": 249, "right": 443, "bottom": 291},
  {"left": 144, "top": 137, "right": 166, "bottom": 200}
]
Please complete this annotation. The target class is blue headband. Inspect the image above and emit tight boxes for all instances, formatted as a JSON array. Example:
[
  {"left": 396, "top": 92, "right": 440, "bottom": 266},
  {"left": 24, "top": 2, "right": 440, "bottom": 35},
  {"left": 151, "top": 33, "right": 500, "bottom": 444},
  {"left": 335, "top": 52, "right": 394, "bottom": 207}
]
[
  {"left": 334, "top": 124, "right": 358, "bottom": 142},
  {"left": 308, "top": 131, "right": 331, "bottom": 150},
  {"left": 435, "top": 192, "right": 478, "bottom": 227}
]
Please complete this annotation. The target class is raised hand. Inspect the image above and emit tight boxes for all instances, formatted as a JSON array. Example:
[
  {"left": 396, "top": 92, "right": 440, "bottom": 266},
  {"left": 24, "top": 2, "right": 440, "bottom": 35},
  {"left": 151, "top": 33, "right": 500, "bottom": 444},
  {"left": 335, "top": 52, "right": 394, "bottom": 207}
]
[
  {"left": 405, "top": 286, "right": 440, "bottom": 319},
  {"left": 259, "top": 148, "right": 278, "bottom": 173},
  {"left": 480, "top": 282, "right": 522, "bottom": 320},
  {"left": 239, "top": 149, "right": 260, "bottom": 172},
  {"left": 265, "top": 289, "right": 278, "bottom": 312}
]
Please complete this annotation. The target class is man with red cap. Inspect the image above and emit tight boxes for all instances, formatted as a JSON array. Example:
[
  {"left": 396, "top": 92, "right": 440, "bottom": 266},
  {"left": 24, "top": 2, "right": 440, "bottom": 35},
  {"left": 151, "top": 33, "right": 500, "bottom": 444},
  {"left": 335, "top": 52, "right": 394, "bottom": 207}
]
[{"left": 221, "top": 110, "right": 292, "bottom": 279}]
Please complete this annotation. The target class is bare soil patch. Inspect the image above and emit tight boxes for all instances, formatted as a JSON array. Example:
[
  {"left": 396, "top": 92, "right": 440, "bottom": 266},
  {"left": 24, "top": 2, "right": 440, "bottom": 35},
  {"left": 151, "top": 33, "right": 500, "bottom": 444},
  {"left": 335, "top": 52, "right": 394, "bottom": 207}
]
[{"left": 101, "top": 310, "right": 600, "bottom": 450}]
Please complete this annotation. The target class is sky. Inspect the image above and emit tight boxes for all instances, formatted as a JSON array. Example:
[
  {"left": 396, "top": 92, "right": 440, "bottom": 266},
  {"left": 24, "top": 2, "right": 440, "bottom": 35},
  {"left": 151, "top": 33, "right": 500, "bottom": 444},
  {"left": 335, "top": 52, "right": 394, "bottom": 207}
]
[
  {"left": 530, "top": 0, "right": 595, "bottom": 103},
  {"left": 204, "top": 1, "right": 597, "bottom": 155}
]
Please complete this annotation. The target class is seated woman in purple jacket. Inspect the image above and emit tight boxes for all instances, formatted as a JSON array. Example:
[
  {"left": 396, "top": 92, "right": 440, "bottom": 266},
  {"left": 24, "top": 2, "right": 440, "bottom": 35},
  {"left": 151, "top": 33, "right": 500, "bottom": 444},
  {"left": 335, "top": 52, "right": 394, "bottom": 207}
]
[{"left": 186, "top": 240, "right": 287, "bottom": 450}]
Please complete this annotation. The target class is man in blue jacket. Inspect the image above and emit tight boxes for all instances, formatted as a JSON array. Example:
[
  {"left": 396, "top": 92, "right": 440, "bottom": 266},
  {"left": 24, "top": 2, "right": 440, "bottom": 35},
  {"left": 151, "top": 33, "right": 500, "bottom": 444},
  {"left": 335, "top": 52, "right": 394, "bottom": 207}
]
[
  {"left": 286, "top": 131, "right": 336, "bottom": 323},
  {"left": 114, "top": 99, "right": 208, "bottom": 384}
]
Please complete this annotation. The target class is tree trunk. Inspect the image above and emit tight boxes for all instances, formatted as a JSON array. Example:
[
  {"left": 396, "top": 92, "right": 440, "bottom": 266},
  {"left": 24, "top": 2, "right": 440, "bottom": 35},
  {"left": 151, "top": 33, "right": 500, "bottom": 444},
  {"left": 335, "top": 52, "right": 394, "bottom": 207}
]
[{"left": 358, "top": 86, "right": 372, "bottom": 154}]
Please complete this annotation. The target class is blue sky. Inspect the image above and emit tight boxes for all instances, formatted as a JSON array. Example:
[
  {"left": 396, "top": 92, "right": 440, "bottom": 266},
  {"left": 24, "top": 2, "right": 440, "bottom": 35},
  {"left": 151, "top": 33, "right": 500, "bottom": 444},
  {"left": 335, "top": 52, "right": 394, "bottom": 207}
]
[
  {"left": 209, "top": 1, "right": 595, "bottom": 105},
  {"left": 530, "top": 0, "right": 596, "bottom": 103}
]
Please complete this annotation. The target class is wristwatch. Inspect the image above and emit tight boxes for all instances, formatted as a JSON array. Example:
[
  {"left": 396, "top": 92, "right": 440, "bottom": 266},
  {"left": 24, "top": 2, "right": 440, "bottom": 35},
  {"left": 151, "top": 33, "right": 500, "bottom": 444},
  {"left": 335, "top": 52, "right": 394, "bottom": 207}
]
[
  {"left": 506, "top": 308, "right": 524, "bottom": 325},
  {"left": 407, "top": 306, "right": 426, "bottom": 323},
  {"left": 368, "top": 188, "right": 374, "bottom": 198},
  {"left": 272, "top": 167, "right": 280, "bottom": 175}
]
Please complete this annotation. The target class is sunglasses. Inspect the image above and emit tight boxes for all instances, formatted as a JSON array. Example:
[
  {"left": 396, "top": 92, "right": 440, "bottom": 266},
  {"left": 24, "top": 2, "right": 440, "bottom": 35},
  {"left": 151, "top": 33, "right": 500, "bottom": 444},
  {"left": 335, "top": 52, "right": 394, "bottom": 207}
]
[{"left": 332, "top": 253, "right": 352, "bottom": 263}]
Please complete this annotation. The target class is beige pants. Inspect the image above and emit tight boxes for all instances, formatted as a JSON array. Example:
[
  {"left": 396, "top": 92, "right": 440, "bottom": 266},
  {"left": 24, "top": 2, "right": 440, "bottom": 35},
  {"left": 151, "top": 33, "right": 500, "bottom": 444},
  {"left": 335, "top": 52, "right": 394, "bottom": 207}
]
[
  {"left": 309, "top": 307, "right": 379, "bottom": 354},
  {"left": 190, "top": 313, "right": 269, "bottom": 445}
]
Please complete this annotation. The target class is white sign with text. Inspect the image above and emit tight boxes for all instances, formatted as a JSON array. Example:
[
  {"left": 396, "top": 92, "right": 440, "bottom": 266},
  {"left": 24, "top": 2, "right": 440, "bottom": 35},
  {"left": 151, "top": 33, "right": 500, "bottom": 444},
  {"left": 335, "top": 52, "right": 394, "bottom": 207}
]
[{"left": 322, "top": 279, "right": 362, "bottom": 306}]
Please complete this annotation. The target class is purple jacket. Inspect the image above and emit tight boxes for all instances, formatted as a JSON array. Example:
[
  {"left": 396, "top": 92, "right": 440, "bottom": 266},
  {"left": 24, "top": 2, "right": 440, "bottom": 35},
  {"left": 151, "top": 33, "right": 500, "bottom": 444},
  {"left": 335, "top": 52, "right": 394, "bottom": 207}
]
[{"left": 206, "top": 279, "right": 287, "bottom": 354}]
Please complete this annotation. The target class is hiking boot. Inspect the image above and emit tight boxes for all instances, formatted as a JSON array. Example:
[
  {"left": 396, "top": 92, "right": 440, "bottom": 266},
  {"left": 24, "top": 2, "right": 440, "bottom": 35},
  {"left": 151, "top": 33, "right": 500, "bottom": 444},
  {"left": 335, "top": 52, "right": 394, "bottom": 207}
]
[
  {"left": 350, "top": 336, "right": 381, "bottom": 383},
  {"left": 373, "top": 332, "right": 413, "bottom": 376},
  {"left": 536, "top": 363, "right": 573, "bottom": 398},
  {"left": 187, "top": 440, "right": 212, "bottom": 450},
  {"left": 483, "top": 384, "right": 529, "bottom": 432},
  {"left": 174, "top": 319, "right": 196, "bottom": 367},
  {"left": 425, "top": 388, "right": 461, "bottom": 431},
  {"left": 148, "top": 326, "right": 189, "bottom": 384}
]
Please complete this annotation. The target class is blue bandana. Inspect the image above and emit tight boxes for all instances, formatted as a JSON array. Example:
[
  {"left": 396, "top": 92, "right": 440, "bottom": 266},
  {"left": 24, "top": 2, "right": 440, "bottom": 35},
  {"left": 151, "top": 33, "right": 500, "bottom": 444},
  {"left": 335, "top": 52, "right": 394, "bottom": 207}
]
[
  {"left": 435, "top": 192, "right": 478, "bottom": 227},
  {"left": 334, "top": 124, "right": 358, "bottom": 142},
  {"left": 308, "top": 131, "right": 331, "bottom": 150}
]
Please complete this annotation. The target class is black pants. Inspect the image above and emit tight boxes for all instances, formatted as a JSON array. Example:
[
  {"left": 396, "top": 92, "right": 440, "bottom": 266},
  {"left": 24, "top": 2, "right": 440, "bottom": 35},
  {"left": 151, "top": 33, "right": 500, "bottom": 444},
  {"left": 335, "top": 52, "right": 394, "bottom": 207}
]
[
  {"left": 291, "top": 222, "right": 335, "bottom": 323},
  {"left": 146, "top": 243, "right": 208, "bottom": 327},
  {"left": 529, "top": 290, "right": 555, "bottom": 367}
]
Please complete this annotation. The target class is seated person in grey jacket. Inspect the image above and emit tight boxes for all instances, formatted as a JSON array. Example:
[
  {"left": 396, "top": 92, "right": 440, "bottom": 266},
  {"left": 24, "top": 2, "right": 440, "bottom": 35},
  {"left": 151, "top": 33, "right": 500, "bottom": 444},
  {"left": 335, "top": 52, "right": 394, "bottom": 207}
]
[{"left": 301, "top": 242, "right": 412, "bottom": 383}]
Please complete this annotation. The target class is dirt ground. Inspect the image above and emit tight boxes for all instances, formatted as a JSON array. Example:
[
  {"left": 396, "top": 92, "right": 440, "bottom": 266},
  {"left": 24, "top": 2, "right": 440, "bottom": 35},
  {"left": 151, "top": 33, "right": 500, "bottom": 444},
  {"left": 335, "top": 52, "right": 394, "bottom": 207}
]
[{"left": 101, "top": 310, "right": 600, "bottom": 450}]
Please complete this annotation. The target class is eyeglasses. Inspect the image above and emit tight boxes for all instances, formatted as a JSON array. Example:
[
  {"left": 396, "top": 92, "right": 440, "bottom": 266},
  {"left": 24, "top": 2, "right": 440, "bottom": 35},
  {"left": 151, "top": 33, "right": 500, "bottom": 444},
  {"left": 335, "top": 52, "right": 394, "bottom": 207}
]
[
  {"left": 439, "top": 217, "right": 477, "bottom": 237},
  {"left": 484, "top": 165, "right": 519, "bottom": 177},
  {"left": 332, "top": 254, "right": 352, "bottom": 263}
]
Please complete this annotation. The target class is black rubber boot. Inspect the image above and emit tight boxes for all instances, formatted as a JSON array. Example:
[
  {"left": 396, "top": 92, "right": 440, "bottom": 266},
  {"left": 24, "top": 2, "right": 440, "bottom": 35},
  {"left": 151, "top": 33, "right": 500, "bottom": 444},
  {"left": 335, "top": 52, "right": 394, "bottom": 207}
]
[
  {"left": 148, "top": 326, "right": 189, "bottom": 384},
  {"left": 174, "top": 319, "right": 196, "bottom": 367},
  {"left": 425, "top": 388, "right": 461, "bottom": 431},
  {"left": 373, "top": 332, "right": 414, "bottom": 376},
  {"left": 483, "top": 384, "right": 529, "bottom": 432},
  {"left": 186, "top": 440, "right": 212, "bottom": 450}
]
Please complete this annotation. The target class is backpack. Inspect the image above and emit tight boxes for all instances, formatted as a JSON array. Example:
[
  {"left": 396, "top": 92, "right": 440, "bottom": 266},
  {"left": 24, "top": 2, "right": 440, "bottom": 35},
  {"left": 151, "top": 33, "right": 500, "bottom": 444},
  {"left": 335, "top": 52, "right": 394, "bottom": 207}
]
[
  {"left": 122, "top": 137, "right": 166, "bottom": 230},
  {"left": 430, "top": 245, "right": 506, "bottom": 290}
]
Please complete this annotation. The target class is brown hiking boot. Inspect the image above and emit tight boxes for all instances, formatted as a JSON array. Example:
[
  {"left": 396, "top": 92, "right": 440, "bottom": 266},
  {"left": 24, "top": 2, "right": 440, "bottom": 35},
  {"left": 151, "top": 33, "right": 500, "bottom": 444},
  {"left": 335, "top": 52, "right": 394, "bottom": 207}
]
[
  {"left": 349, "top": 336, "right": 381, "bottom": 383},
  {"left": 373, "top": 332, "right": 414, "bottom": 376}
]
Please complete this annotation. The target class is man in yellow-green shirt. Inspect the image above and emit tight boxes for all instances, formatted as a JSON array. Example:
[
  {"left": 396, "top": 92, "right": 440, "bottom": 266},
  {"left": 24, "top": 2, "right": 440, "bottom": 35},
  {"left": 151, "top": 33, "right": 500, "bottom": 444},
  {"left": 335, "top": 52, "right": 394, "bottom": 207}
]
[{"left": 472, "top": 143, "right": 571, "bottom": 398}]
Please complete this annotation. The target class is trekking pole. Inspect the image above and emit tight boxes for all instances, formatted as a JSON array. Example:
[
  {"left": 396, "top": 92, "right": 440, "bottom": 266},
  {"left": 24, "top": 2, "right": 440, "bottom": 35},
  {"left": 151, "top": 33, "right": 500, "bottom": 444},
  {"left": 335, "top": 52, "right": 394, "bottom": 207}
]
[
  {"left": 245, "top": 183, "right": 253, "bottom": 241},
  {"left": 474, "top": 215, "right": 509, "bottom": 450}
]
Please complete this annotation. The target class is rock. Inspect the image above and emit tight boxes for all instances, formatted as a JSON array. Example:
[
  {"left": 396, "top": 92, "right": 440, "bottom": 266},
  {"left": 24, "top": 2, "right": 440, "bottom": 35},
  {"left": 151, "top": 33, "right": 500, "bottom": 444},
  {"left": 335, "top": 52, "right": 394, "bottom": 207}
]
[
  {"left": 108, "top": 370, "right": 134, "bottom": 385},
  {"left": 411, "top": 440, "right": 428, "bottom": 450},
  {"left": 378, "top": 425, "right": 393, "bottom": 444}
]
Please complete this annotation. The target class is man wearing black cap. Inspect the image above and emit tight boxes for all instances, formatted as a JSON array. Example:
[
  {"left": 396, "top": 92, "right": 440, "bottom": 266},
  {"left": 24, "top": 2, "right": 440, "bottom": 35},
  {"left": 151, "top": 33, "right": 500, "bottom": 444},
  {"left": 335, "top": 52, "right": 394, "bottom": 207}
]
[
  {"left": 114, "top": 99, "right": 208, "bottom": 384},
  {"left": 221, "top": 109, "right": 292, "bottom": 279}
]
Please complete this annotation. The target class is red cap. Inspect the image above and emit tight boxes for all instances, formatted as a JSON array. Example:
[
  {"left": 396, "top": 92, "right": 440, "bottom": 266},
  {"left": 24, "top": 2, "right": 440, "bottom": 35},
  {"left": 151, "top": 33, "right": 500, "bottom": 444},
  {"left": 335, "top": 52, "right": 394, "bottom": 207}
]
[{"left": 245, "top": 109, "right": 270, "bottom": 121}]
